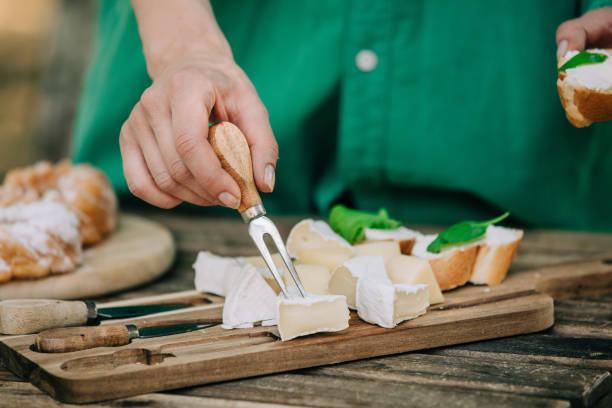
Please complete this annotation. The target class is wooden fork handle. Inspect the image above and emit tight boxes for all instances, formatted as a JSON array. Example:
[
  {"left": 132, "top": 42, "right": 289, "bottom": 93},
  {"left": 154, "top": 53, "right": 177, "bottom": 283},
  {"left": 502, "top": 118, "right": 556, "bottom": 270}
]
[
  {"left": 35, "top": 325, "right": 131, "bottom": 353},
  {"left": 209, "top": 122, "right": 262, "bottom": 213}
]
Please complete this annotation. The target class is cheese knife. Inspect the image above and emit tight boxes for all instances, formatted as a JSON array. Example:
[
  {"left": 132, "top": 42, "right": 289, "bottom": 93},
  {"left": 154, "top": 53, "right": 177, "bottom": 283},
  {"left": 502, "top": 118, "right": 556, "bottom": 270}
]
[
  {"left": 0, "top": 299, "right": 189, "bottom": 335},
  {"left": 35, "top": 321, "right": 220, "bottom": 353},
  {"left": 209, "top": 122, "right": 306, "bottom": 298}
]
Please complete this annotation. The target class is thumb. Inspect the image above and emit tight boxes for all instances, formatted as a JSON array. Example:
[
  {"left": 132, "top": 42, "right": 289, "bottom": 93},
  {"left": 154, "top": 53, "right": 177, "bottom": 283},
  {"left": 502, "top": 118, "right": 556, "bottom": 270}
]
[
  {"left": 556, "top": 18, "right": 587, "bottom": 61},
  {"left": 230, "top": 90, "right": 279, "bottom": 194}
]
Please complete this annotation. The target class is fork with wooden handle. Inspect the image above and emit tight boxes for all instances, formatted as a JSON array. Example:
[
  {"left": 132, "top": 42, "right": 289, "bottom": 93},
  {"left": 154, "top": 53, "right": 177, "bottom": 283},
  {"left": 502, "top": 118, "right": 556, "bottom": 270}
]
[{"left": 209, "top": 122, "right": 306, "bottom": 298}]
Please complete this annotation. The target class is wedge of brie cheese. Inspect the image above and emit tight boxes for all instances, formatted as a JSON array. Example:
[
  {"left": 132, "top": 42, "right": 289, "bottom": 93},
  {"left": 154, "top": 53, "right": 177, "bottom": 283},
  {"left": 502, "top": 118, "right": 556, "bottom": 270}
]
[
  {"left": 386, "top": 255, "right": 444, "bottom": 304},
  {"left": 193, "top": 251, "right": 244, "bottom": 296},
  {"left": 356, "top": 278, "right": 429, "bottom": 328},
  {"left": 353, "top": 241, "right": 401, "bottom": 262},
  {"left": 277, "top": 294, "right": 349, "bottom": 341},
  {"left": 283, "top": 264, "right": 331, "bottom": 294},
  {"left": 294, "top": 247, "right": 353, "bottom": 273},
  {"left": 286, "top": 219, "right": 354, "bottom": 260},
  {"left": 222, "top": 264, "right": 278, "bottom": 329},
  {"left": 328, "top": 255, "right": 390, "bottom": 309}
]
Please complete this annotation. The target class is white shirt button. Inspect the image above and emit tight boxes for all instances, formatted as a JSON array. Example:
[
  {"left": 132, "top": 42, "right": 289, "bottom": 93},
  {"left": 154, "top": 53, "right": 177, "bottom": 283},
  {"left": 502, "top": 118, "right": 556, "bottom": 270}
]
[{"left": 355, "top": 49, "right": 378, "bottom": 72}]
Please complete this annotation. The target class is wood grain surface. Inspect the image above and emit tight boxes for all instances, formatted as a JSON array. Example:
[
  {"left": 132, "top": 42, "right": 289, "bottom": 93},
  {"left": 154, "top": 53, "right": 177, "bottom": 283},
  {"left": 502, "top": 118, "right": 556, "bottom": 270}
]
[
  {"left": 209, "top": 122, "right": 262, "bottom": 212},
  {"left": 35, "top": 325, "right": 131, "bottom": 353},
  {"left": 0, "top": 287, "right": 555, "bottom": 403},
  {"left": 0, "top": 214, "right": 175, "bottom": 299},
  {"left": 0, "top": 212, "right": 610, "bottom": 407}
]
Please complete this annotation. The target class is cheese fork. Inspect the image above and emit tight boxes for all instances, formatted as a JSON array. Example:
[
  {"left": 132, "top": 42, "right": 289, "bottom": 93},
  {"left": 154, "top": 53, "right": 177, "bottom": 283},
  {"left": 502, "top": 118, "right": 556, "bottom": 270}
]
[{"left": 209, "top": 122, "right": 306, "bottom": 298}]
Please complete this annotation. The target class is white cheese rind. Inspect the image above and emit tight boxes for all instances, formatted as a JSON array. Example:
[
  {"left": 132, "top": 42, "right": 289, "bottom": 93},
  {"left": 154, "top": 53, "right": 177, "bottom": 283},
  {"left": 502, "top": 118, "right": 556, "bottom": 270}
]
[
  {"left": 193, "top": 251, "right": 244, "bottom": 296},
  {"left": 356, "top": 278, "right": 429, "bottom": 328},
  {"left": 277, "top": 294, "right": 349, "bottom": 341},
  {"left": 386, "top": 255, "right": 444, "bottom": 304},
  {"left": 222, "top": 264, "right": 278, "bottom": 329},
  {"left": 328, "top": 255, "right": 390, "bottom": 309},
  {"left": 286, "top": 219, "right": 353, "bottom": 259}
]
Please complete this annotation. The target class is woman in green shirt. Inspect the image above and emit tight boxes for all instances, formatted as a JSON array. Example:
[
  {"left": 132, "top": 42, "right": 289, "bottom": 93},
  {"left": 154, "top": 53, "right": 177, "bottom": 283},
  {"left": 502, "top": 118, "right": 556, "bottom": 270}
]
[{"left": 73, "top": 1, "right": 612, "bottom": 229}]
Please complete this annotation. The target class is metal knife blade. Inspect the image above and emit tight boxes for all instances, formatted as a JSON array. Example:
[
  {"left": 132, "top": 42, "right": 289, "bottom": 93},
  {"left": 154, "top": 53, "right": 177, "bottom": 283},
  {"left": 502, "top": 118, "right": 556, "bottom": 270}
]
[
  {"left": 95, "top": 303, "right": 189, "bottom": 319},
  {"left": 132, "top": 322, "right": 219, "bottom": 339}
]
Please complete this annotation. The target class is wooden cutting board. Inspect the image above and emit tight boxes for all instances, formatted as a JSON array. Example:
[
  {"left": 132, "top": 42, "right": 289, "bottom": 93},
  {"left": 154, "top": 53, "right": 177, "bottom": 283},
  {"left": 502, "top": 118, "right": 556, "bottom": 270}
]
[
  {"left": 0, "top": 214, "right": 175, "bottom": 300},
  {"left": 1, "top": 257, "right": 611, "bottom": 403}
]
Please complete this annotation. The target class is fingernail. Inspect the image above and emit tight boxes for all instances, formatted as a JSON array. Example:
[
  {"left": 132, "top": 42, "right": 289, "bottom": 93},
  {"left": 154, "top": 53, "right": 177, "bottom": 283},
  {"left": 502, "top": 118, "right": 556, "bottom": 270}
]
[
  {"left": 264, "top": 164, "right": 275, "bottom": 191},
  {"left": 557, "top": 40, "right": 568, "bottom": 61},
  {"left": 218, "top": 192, "right": 240, "bottom": 208}
]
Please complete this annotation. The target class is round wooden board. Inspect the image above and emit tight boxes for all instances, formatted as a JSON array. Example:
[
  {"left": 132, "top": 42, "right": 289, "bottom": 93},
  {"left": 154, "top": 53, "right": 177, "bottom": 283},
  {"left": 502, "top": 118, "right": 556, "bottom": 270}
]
[{"left": 0, "top": 215, "right": 175, "bottom": 300}]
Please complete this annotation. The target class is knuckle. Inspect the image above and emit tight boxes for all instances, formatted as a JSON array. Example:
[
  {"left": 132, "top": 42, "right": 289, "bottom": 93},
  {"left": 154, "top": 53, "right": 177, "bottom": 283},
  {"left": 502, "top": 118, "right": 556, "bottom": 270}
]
[
  {"left": 175, "top": 133, "right": 197, "bottom": 158},
  {"left": 168, "top": 159, "right": 190, "bottom": 182},
  {"left": 198, "top": 170, "right": 221, "bottom": 193},
  {"left": 119, "top": 123, "right": 130, "bottom": 144},
  {"left": 140, "top": 88, "right": 162, "bottom": 115},
  {"left": 556, "top": 20, "right": 576, "bottom": 35},
  {"left": 268, "top": 139, "right": 279, "bottom": 159},
  {"left": 126, "top": 179, "right": 145, "bottom": 199},
  {"left": 152, "top": 170, "right": 176, "bottom": 192}
]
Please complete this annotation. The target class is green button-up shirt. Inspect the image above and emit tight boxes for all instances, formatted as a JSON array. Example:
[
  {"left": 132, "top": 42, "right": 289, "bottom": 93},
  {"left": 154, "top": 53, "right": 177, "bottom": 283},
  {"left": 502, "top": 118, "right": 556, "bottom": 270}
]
[{"left": 72, "top": 0, "right": 612, "bottom": 230}]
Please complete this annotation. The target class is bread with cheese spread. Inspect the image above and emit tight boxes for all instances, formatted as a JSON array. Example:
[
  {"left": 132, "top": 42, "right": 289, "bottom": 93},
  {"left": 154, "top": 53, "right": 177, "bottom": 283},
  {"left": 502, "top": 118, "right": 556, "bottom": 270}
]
[
  {"left": 411, "top": 225, "right": 522, "bottom": 290},
  {"left": 557, "top": 48, "right": 612, "bottom": 127}
]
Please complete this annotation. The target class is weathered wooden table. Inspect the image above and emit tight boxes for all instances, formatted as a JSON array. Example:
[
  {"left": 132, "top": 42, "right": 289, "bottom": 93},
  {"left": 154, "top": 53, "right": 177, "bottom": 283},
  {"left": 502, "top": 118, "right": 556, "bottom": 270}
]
[{"left": 1, "top": 211, "right": 610, "bottom": 408}]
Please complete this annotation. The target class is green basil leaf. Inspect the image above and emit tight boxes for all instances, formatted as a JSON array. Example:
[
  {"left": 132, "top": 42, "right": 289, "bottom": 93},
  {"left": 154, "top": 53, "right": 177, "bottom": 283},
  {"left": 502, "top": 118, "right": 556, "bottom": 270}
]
[
  {"left": 329, "top": 205, "right": 402, "bottom": 244},
  {"left": 426, "top": 212, "right": 510, "bottom": 254},
  {"left": 558, "top": 51, "right": 607, "bottom": 72}
]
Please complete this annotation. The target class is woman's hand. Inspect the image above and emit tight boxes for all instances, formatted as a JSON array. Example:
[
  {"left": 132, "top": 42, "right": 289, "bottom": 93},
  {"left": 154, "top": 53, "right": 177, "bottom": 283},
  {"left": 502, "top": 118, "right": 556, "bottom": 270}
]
[
  {"left": 556, "top": 7, "right": 612, "bottom": 60},
  {"left": 121, "top": 0, "right": 278, "bottom": 209}
]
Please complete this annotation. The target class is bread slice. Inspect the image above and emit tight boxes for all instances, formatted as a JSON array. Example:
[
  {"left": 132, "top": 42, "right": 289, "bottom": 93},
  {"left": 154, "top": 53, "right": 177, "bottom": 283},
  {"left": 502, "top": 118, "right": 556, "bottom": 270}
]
[
  {"left": 411, "top": 235, "right": 479, "bottom": 291},
  {"left": 557, "top": 48, "right": 612, "bottom": 127},
  {"left": 470, "top": 226, "right": 523, "bottom": 286}
]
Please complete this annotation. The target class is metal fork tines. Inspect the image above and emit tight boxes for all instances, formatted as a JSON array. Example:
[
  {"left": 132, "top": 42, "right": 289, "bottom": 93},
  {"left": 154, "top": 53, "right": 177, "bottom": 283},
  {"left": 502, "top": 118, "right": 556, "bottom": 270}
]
[{"left": 244, "top": 206, "right": 306, "bottom": 298}]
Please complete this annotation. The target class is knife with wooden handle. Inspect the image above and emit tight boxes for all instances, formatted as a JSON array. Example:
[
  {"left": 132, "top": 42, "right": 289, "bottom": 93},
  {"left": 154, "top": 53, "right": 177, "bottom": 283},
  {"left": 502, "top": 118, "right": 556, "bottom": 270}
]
[
  {"left": 35, "top": 321, "right": 220, "bottom": 353},
  {"left": 0, "top": 299, "right": 189, "bottom": 335}
]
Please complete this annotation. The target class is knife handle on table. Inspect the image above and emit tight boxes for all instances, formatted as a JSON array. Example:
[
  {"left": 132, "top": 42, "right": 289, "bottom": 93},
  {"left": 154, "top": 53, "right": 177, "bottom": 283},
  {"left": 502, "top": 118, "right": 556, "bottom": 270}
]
[
  {"left": 209, "top": 122, "right": 262, "bottom": 213},
  {"left": 0, "top": 299, "right": 89, "bottom": 335},
  {"left": 35, "top": 325, "right": 131, "bottom": 353}
]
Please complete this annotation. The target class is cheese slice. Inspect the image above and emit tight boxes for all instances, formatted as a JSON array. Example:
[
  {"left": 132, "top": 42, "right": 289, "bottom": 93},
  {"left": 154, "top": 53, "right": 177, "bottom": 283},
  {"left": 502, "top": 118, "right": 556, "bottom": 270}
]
[
  {"left": 353, "top": 241, "right": 401, "bottom": 262},
  {"left": 193, "top": 251, "right": 244, "bottom": 296},
  {"left": 356, "top": 278, "right": 429, "bottom": 328},
  {"left": 222, "top": 264, "right": 278, "bottom": 329},
  {"left": 328, "top": 255, "right": 390, "bottom": 309},
  {"left": 386, "top": 255, "right": 444, "bottom": 304},
  {"left": 277, "top": 294, "right": 349, "bottom": 341},
  {"left": 282, "top": 264, "right": 331, "bottom": 294},
  {"left": 286, "top": 219, "right": 354, "bottom": 260},
  {"left": 295, "top": 247, "right": 353, "bottom": 272}
]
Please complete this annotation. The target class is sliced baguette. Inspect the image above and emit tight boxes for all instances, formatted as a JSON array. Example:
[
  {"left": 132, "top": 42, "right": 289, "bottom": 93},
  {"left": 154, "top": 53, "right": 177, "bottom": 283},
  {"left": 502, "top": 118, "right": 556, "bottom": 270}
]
[
  {"left": 470, "top": 225, "right": 523, "bottom": 286},
  {"left": 557, "top": 48, "right": 612, "bottom": 128},
  {"left": 411, "top": 235, "right": 479, "bottom": 291}
]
